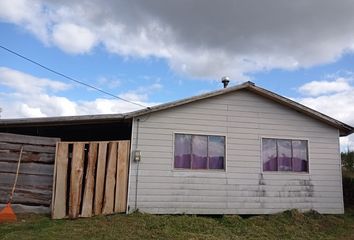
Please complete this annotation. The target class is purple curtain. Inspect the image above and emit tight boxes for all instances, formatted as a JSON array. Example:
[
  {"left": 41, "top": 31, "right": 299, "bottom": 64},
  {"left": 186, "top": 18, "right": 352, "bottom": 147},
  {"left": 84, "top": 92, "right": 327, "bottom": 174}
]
[
  {"left": 277, "top": 139, "right": 292, "bottom": 171},
  {"left": 191, "top": 135, "right": 208, "bottom": 169},
  {"left": 174, "top": 134, "right": 191, "bottom": 168},
  {"left": 262, "top": 138, "right": 277, "bottom": 171},
  {"left": 292, "top": 140, "right": 308, "bottom": 172},
  {"left": 263, "top": 138, "right": 308, "bottom": 172},
  {"left": 175, "top": 134, "right": 225, "bottom": 170},
  {"left": 208, "top": 136, "right": 225, "bottom": 169}
]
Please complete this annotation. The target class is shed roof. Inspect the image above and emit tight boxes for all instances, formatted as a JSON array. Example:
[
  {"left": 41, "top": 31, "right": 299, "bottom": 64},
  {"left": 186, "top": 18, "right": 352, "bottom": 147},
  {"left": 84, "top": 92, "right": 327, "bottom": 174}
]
[{"left": 0, "top": 81, "right": 353, "bottom": 136}]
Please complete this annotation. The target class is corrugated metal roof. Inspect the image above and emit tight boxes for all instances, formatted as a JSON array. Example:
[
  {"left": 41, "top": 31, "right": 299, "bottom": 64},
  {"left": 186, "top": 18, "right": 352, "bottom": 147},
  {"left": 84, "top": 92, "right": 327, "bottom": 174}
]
[
  {"left": 0, "top": 113, "right": 126, "bottom": 126},
  {"left": 0, "top": 81, "right": 353, "bottom": 136}
]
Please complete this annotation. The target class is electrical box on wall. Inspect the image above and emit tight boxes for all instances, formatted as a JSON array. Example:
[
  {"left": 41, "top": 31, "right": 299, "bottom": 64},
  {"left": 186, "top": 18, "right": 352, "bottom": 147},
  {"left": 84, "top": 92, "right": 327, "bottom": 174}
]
[{"left": 134, "top": 150, "right": 141, "bottom": 161}]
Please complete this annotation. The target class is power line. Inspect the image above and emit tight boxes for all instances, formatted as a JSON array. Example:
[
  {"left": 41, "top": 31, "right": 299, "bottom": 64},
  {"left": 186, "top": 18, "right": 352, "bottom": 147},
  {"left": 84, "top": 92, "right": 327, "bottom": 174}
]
[{"left": 0, "top": 45, "right": 148, "bottom": 108}]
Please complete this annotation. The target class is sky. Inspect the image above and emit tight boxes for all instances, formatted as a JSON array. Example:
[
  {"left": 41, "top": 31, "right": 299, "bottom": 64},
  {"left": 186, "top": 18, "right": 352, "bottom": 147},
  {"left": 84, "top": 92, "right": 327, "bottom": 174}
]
[{"left": 0, "top": 0, "right": 353, "bottom": 149}]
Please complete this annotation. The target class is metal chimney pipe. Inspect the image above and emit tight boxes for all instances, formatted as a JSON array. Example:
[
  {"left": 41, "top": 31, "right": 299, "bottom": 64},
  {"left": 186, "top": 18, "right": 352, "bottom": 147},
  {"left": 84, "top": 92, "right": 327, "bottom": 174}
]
[{"left": 221, "top": 76, "right": 230, "bottom": 88}]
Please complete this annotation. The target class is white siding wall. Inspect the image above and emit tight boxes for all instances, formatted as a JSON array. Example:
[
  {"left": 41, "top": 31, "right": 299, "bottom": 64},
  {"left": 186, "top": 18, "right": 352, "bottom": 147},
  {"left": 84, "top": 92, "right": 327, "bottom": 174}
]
[{"left": 128, "top": 90, "right": 344, "bottom": 214}]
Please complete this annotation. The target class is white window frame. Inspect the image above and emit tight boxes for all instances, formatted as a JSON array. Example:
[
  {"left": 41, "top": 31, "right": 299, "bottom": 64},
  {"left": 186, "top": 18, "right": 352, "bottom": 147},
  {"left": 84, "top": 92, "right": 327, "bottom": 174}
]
[
  {"left": 172, "top": 132, "right": 227, "bottom": 172},
  {"left": 260, "top": 136, "right": 310, "bottom": 174}
]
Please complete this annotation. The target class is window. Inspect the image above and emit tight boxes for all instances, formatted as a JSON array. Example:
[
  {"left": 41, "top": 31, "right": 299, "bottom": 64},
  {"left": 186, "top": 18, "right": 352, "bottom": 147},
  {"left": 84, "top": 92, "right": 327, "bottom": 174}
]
[
  {"left": 262, "top": 138, "right": 308, "bottom": 172},
  {"left": 174, "top": 133, "right": 225, "bottom": 170}
]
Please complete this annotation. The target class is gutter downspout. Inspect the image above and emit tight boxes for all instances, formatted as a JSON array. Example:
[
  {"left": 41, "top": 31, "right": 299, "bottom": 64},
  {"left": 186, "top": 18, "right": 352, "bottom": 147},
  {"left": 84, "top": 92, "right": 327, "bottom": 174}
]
[
  {"left": 134, "top": 118, "right": 140, "bottom": 211},
  {"left": 125, "top": 117, "right": 134, "bottom": 214}
]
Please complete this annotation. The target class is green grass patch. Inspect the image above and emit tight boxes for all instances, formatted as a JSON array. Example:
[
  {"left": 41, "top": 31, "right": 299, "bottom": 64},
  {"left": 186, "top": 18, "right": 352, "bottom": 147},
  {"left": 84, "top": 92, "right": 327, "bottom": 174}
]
[{"left": 1, "top": 210, "right": 354, "bottom": 240}]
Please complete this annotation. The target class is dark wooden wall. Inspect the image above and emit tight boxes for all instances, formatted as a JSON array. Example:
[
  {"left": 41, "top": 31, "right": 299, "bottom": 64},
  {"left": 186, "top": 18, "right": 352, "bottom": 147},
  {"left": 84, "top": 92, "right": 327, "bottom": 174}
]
[
  {"left": 0, "top": 121, "right": 132, "bottom": 141},
  {"left": 0, "top": 133, "right": 59, "bottom": 213}
]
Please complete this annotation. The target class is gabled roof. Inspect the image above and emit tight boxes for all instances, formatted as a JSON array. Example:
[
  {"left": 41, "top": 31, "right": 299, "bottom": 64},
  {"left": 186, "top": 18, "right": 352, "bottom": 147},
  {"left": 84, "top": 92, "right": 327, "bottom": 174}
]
[
  {"left": 125, "top": 81, "right": 353, "bottom": 136},
  {"left": 0, "top": 81, "right": 353, "bottom": 136}
]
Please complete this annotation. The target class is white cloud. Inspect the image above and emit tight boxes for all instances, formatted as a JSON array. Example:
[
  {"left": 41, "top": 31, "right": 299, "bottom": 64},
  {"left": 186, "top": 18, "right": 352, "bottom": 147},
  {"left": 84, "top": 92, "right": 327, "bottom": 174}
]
[
  {"left": 19, "top": 104, "right": 46, "bottom": 118},
  {"left": 299, "top": 78, "right": 352, "bottom": 96},
  {"left": 0, "top": 0, "right": 51, "bottom": 42},
  {"left": 98, "top": 21, "right": 172, "bottom": 58},
  {"left": 341, "top": 136, "right": 354, "bottom": 152},
  {"left": 119, "top": 83, "right": 163, "bottom": 102},
  {"left": 52, "top": 23, "right": 97, "bottom": 54},
  {"left": 296, "top": 77, "right": 354, "bottom": 151},
  {"left": 2, "top": 0, "right": 354, "bottom": 80},
  {"left": 76, "top": 98, "right": 160, "bottom": 115},
  {"left": 298, "top": 90, "right": 354, "bottom": 127},
  {"left": 0, "top": 67, "right": 159, "bottom": 118},
  {"left": 0, "top": 67, "right": 71, "bottom": 93}
]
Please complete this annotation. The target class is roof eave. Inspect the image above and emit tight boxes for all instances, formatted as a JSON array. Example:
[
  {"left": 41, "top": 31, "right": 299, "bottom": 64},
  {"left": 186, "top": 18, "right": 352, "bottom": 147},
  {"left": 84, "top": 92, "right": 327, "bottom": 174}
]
[
  {"left": 339, "top": 128, "right": 354, "bottom": 137},
  {"left": 0, "top": 81, "right": 352, "bottom": 136},
  {"left": 0, "top": 113, "right": 127, "bottom": 127},
  {"left": 246, "top": 85, "right": 354, "bottom": 137},
  {"left": 128, "top": 81, "right": 354, "bottom": 136},
  {"left": 126, "top": 82, "right": 252, "bottom": 118}
]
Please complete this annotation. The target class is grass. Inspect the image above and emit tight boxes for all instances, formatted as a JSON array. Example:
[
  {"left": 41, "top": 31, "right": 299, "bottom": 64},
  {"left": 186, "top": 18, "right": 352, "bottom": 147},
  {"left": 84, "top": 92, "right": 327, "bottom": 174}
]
[{"left": 1, "top": 209, "right": 354, "bottom": 240}]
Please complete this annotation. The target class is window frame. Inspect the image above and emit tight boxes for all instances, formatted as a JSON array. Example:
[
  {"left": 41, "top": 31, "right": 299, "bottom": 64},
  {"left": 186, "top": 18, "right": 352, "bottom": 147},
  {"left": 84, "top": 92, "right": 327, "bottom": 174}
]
[
  {"left": 173, "top": 132, "right": 227, "bottom": 171},
  {"left": 260, "top": 136, "right": 310, "bottom": 174}
]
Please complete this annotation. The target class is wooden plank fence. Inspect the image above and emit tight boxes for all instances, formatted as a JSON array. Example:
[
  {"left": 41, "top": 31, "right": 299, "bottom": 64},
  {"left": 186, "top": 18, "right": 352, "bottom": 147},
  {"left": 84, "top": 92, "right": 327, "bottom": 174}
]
[
  {"left": 0, "top": 132, "right": 59, "bottom": 213},
  {"left": 51, "top": 141, "right": 130, "bottom": 219}
]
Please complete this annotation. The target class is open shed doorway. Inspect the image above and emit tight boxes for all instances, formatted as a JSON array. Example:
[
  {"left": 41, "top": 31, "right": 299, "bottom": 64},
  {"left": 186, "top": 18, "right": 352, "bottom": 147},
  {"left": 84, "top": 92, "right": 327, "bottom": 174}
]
[{"left": 0, "top": 117, "right": 133, "bottom": 141}]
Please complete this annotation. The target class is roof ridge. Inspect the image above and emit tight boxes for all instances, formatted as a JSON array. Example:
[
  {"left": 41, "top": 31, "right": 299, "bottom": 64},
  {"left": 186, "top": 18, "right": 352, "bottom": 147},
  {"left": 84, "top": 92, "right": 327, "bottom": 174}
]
[{"left": 0, "top": 81, "right": 352, "bottom": 136}]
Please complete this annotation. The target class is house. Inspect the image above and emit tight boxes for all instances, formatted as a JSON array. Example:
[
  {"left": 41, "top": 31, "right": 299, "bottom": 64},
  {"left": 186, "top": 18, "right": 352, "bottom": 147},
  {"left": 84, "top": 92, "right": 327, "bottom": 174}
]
[{"left": 0, "top": 81, "right": 353, "bottom": 215}]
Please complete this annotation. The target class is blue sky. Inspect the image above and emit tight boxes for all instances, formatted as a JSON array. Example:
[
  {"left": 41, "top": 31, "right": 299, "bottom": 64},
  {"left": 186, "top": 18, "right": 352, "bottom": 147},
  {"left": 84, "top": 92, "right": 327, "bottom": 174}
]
[{"left": 0, "top": 0, "right": 353, "bottom": 148}]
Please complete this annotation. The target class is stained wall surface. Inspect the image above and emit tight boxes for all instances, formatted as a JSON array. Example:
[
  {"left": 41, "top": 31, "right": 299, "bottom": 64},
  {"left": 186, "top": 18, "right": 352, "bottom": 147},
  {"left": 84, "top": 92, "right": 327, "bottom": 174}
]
[{"left": 128, "top": 89, "right": 343, "bottom": 214}]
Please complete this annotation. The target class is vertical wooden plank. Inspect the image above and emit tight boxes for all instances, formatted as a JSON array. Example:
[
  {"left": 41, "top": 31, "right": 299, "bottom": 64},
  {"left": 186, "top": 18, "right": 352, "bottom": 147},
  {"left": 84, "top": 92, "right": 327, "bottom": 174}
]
[
  {"left": 102, "top": 142, "right": 118, "bottom": 215},
  {"left": 94, "top": 142, "right": 108, "bottom": 215},
  {"left": 81, "top": 143, "right": 98, "bottom": 217},
  {"left": 52, "top": 142, "right": 69, "bottom": 219},
  {"left": 115, "top": 141, "right": 130, "bottom": 212},
  {"left": 51, "top": 142, "right": 58, "bottom": 217},
  {"left": 69, "top": 142, "right": 85, "bottom": 219}
]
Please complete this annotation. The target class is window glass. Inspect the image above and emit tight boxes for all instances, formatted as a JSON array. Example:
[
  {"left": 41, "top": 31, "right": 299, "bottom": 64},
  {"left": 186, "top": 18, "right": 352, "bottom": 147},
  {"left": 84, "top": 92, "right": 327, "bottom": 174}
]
[
  {"left": 262, "top": 138, "right": 277, "bottom": 171},
  {"left": 191, "top": 135, "right": 208, "bottom": 169},
  {"left": 292, "top": 140, "right": 308, "bottom": 172},
  {"left": 174, "top": 133, "right": 225, "bottom": 170},
  {"left": 262, "top": 138, "right": 308, "bottom": 173},
  {"left": 208, "top": 136, "right": 225, "bottom": 169},
  {"left": 174, "top": 134, "right": 191, "bottom": 168},
  {"left": 277, "top": 139, "right": 292, "bottom": 171}
]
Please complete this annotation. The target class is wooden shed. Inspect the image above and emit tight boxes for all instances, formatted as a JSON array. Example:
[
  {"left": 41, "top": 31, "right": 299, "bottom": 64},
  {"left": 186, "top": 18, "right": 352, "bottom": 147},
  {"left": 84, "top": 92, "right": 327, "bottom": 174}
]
[
  {"left": 0, "top": 81, "right": 353, "bottom": 216},
  {"left": 0, "top": 115, "right": 132, "bottom": 218}
]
